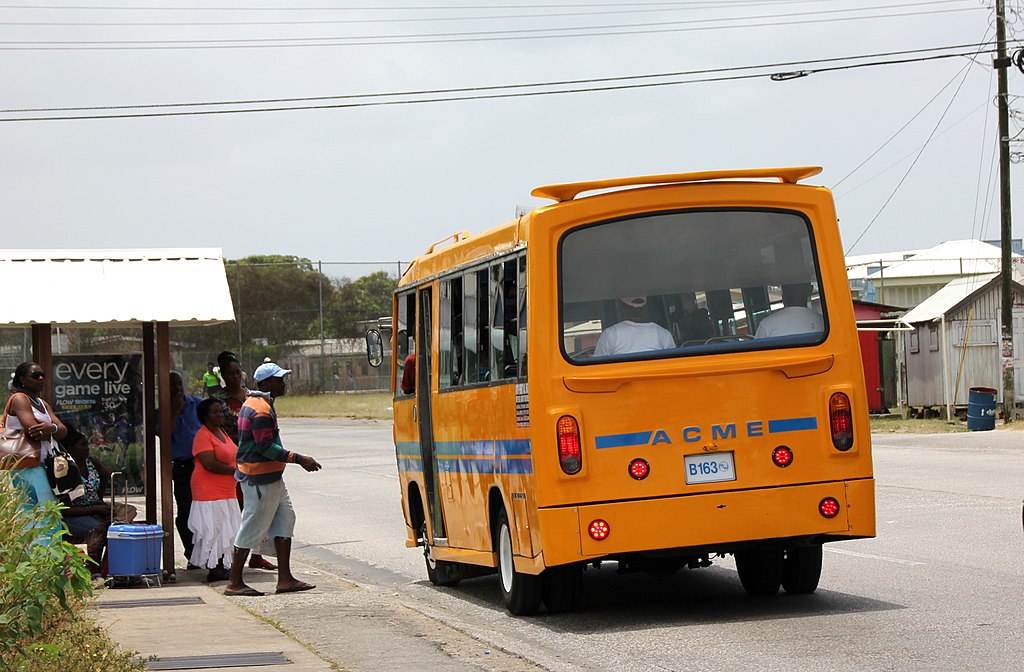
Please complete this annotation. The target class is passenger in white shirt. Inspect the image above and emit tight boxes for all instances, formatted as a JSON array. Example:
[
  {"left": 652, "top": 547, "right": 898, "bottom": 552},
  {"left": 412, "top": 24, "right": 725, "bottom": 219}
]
[
  {"left": 595, "top": 296, "right": 676, "bottom": 356},
  {"left": 755, "top": 283, "right": 824, "bottom": 339}
]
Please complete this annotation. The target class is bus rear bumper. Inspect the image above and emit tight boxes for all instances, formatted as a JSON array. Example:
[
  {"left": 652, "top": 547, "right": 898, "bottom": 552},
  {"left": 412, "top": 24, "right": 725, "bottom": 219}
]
[{"left": 537, "top": 478, "right": 875, "bottom": 567}]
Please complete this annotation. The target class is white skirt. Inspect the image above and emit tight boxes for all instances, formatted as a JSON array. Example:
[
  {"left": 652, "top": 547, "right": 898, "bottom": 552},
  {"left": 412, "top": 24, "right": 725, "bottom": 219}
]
[{"left": 187, "top": 498, "right": 242, "bottom": 570}]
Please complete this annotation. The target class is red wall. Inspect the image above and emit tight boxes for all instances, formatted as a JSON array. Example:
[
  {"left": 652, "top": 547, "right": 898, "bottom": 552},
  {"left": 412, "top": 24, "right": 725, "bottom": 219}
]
[{"left": 853, "top": 303, "right": 885, "bottom": 412}]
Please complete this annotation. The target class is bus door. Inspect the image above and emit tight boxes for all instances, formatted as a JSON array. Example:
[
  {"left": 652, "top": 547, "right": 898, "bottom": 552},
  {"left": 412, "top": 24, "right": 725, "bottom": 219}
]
[{"left": 418, "top": 287, "right": 447, "bottom": 540}]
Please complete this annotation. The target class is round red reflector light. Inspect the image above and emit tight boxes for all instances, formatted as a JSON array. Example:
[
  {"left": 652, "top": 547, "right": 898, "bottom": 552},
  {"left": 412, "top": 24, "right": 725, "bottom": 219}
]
[
  {"left": 628, "top": 458, "right": 650, "bottom": 480},
  {"left": 819, "top": 497, "right": 841, "bottom": 518},
  {"left": 772, "top": 446, "right": 794, "bottom": 467},
  {"left": 588, "top": 519, "right": 610, "bottom": 541}
]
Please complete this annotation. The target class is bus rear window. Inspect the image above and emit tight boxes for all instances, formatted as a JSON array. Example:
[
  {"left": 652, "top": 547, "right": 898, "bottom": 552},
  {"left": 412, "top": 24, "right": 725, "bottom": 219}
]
[{"left": 559, "top": 209, "right": 826, "bottom": 362}]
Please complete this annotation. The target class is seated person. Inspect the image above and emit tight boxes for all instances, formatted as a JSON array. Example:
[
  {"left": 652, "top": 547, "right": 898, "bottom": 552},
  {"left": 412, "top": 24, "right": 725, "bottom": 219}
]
[
  {"left": 595, "top": 296, "right": 676, "bottom": 356},
  {"left": 60, "top": 428, "right": 114, "bottom": 572},
  {"left": 679, "top": 293, "right": 714, "bottom": 343},
  {"left": 755, "top": 282, "right": 824, "bottom": 338}
]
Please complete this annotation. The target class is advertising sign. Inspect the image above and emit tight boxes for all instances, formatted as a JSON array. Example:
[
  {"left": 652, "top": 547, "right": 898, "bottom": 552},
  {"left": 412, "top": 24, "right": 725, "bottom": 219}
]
[{"left": 51, "top": 354, "right": 145, "bottom": 494}]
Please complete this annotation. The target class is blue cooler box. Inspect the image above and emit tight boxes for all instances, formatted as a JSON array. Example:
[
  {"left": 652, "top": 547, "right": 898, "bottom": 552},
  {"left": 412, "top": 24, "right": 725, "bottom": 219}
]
[{"left": 107, "top": 524, "right": 163, "bottom": 576}]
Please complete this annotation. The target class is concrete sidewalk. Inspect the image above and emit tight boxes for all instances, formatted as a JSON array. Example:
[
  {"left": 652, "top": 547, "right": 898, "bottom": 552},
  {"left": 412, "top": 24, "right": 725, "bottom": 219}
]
[{"left": 94, "top": 562, "right": 336, "bottom": 672}]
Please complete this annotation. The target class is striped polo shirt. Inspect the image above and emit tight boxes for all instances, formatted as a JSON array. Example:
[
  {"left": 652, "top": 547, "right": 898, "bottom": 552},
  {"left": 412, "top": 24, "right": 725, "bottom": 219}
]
[{"left": 235, "top": 391, "right": 296, "bottom": 485}]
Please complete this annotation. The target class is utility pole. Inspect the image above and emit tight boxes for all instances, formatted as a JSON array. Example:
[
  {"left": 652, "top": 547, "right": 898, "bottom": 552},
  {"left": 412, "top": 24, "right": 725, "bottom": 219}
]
[{"left": 996, "top": 0, "right": 1015, "bottom": 422}]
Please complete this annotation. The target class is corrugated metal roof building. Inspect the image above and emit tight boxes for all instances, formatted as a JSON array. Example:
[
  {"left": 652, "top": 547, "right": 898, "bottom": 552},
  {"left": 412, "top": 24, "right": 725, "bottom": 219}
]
[{"left": 899, "top": 273, "right": 1024, "bottom": 414}]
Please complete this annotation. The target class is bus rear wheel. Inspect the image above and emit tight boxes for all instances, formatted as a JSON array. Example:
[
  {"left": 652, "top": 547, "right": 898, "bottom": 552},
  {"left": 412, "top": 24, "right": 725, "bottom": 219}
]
[
  {"left": 422, "top": 523, "right": 461, "bottom": 587},
  {"left": 497, "top": 509, "right": 542, "bottom": 615},
  {"left": 735, "top": 545, "right": 784, "bottom": 597},
  {"left": 781, "top": 545, "right": 822, "bottom": 594},
  {"left": 542, "top": 563, "right": 583, "bottom": 613}
]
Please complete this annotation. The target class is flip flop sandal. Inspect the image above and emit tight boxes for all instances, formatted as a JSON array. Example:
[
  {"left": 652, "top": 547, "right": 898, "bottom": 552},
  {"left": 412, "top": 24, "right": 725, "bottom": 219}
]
[
  {"left": 224, "top": 586, "right": 265, "bottom": 597},
  {"left": 275, "top": 581, "right": 315, "bottom": 594}
]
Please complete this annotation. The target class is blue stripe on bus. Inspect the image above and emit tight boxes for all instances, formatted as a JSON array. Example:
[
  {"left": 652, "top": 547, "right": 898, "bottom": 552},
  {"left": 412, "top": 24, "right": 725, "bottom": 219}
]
[
  {"left": 768, "top": 417, "right": 818, "bottom": 433},
  {"left": 595, "top": 431, "right": 653, "bottom": 449},
  {"left": 395, "top": 440, "right": 533, "bottom": 475}
]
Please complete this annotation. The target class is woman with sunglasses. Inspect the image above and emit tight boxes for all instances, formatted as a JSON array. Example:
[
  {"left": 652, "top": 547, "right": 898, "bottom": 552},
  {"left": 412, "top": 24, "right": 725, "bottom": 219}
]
[{"left": 4, "top": 362, "right": 67, "bottom": 535}]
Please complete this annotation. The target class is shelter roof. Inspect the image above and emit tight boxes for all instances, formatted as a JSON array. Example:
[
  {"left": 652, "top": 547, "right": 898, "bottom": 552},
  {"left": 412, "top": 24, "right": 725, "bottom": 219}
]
[
  {"left": 900, "top": 273, "right": 999, "bottom": 324},
  {"left": 0, "top": 248, "right": 235, "bottom": 326},
  {"left": 870, "top": 240, "right": 1010, "bottom": 280}
]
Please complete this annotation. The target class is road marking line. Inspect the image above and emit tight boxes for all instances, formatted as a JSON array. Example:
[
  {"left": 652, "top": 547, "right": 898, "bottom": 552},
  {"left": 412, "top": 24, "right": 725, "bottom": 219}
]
[{"left": 825, "top": 547, "right": 925, "bottom": 566}]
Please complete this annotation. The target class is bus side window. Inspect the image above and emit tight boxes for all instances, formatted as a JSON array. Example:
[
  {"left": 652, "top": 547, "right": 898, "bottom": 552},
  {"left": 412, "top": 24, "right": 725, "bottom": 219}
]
[
  {"left": 396, "top": 292, "right": 416, "bottom": 395},
  {"left": 478, "top": 269, "right": 490, "bottom": 381},
  {"left": 464, "top": 270, "right": 479, "bottom": 384},
  {"left": 490, "top": 263, "right": 505, "bottom": 380},
  {"left": 517, "top": 253, "right": 527, "bottom": 379},
  {"left": 439, "top": 278, "right": 464, "bottom": 389},
  {"left": 502, "top": 258, "right": 518, "bottom": 378}
]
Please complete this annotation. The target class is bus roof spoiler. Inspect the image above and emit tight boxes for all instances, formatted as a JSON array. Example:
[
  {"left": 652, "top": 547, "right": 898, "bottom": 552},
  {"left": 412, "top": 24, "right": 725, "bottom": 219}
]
[{"left": 531, "top": 166, "right": 823, "bottom": 202}]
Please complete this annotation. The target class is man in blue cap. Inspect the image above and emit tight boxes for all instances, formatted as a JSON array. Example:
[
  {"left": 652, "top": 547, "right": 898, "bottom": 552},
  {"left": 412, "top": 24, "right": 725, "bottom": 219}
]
[{"left": 224, "top": 362, "right": 322, "bottom": 596}]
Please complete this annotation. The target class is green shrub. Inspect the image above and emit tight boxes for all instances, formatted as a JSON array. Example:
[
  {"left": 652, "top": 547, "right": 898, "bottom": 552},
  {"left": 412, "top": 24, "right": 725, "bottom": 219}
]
[
  {"left": 2, "top": 600, "right": 146, "bottom": 672},
  {"left": 0, "top": 472, "right": 96, "bottom": 670}
]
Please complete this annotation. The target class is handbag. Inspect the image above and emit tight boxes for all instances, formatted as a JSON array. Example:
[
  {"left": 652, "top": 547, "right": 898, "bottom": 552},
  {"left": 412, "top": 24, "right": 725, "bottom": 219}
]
[
  {"left": 0, "top": 393, "right": 41, "bottom": 470},
  {"left": 44, "top": 444, "right": 84, "bottom": 504}
]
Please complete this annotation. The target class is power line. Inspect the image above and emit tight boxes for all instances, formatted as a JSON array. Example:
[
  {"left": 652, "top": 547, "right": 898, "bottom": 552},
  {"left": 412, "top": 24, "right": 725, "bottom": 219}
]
[
  {"left": 831, "top": 27, "right": 992, "bottom": 190},
  {"left": 0, "top": 47, "right": 1003, "bottom": 122},
  {"left": 844, "top": 40, "right": 984, "bottom": 255},
  {"left": 1, "top": 41, "right": 998, "bottom": 114},
  {"left": 0, "top": 0, "right": 970, "bottom": 26},
  {"left": 0, "top": 1, "right": 891, "bottom": 11},
  {"left": 0, "top": 5, "right": 983, "bottom": 50}
]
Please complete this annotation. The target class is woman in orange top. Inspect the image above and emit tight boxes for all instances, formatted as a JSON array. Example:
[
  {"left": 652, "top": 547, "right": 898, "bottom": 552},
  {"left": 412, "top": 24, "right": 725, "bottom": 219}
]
[{"left": 187, "top": 398, "right": 241, "bottom": 583}]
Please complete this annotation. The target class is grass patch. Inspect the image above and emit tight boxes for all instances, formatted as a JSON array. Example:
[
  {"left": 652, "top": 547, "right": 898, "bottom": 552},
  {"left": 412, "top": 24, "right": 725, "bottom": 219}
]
[
  {"left": 3, "top": 602, "right": 147, "bottom": 671},
  {"left": 275, "top": 393, "right": 393, "bottom": 420},
  {"left": 869, "top": 417, "right": 968, "bottom": 433}
]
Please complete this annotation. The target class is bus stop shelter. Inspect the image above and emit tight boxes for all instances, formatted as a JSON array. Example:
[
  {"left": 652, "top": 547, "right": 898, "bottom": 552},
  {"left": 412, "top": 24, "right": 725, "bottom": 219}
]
[{"left": 0, "top": 248, "right": 235, "bottom": 579}]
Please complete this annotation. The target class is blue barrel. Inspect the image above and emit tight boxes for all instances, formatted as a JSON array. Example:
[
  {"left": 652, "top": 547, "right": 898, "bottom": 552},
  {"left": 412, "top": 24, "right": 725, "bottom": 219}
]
[{"left": 967, "top": 387, "right": 997, "bottom": 431}]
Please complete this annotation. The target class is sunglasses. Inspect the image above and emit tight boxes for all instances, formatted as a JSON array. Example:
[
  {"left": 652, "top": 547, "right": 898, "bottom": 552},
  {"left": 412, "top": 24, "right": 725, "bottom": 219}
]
[{"left": 28, "top": 372, "right": 45, "bottom": 380}]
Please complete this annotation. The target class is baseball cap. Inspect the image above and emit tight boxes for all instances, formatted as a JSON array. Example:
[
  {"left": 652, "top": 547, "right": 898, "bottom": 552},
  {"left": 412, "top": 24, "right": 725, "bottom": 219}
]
[
  {"left": 620, "top": 296, "right": 647, "bottom": 308},
  {"left": 253, "top": 362, "right": 291, "bottom": 382}
]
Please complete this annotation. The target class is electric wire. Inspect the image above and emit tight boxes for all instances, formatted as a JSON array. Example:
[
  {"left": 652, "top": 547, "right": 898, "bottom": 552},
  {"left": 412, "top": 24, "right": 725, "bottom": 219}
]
[
  {"left": 0, "top": 6, "right": 983, "bottom": 50},
  {"left": 833, "top": 100, "right": 988, "bottom": 200},
  {"left": 831, "top": 26, "right": 993, "bottom": 190},
  {"left": 970, "top": 67, "right": 996, "bottom": 243},
  {"left": 0, "top": 0, "right": 970, "bottom": 26},
  {"left": 844, "top": 41, "right": 984, "bottom": 255},
  {"left": 0, "top": 1, "right": 930, "bottom": 11},
  {"left": 0, "top": 47, "right": 1001, "bottom": 122},
  {"left": 1, "top": 41, "right": 997, "bottom": 114}
]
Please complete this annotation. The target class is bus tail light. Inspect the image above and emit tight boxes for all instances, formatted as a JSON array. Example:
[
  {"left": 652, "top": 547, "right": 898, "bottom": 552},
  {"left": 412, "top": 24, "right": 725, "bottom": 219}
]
[
  {"left": 771, "top": 446, "right": 793, "bottom": 467},
  {"left": 628, "top": 458, "right": 650, "bottom": 480},
  {"left": 557, "top": 415, "right": 582, "bottom": 475},
  {"left": 588, "top": 519, "right": 610, "bottom": 540},
  {"left": 819, "top": 497, "right": 841, "bottom": 518},
  {"left": 829, "top": 392, "right": 854, "bottom": 451}
]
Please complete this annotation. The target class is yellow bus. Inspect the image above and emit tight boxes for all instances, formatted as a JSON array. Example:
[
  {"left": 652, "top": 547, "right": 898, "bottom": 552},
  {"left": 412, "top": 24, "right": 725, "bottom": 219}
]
[{"left": 367, "top": 167, "right": 875, "bottom": 615}]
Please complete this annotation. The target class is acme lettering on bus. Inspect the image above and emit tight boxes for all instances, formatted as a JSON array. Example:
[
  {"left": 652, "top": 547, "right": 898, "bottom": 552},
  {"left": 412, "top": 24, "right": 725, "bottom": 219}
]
[{"left": 594, "top": 416, "right": 819, "bottom": 450}]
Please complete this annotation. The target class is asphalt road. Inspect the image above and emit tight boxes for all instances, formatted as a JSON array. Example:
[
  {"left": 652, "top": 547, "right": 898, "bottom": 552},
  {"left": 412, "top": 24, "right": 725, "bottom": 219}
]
[{"left": 261, "top": 419, "right": 1023, "bottom": 672}]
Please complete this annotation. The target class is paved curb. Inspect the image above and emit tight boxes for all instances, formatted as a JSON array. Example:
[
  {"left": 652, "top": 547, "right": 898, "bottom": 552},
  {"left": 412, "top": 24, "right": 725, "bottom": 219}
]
[{"left": 94, "top": 567, "right": 337, "bottom": 672}]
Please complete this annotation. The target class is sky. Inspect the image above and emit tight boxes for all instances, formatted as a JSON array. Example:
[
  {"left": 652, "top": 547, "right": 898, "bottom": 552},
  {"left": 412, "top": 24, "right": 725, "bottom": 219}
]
[{"left": 4, "top": 0, "right": 1024, "bottom": 277}]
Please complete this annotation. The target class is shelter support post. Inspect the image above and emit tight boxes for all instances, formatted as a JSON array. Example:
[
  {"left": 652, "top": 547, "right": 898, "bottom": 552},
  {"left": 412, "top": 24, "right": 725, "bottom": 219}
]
[
  {"left": 30, "top": 325, "right": 52, "bottom": 399},
  {"left": 156, "top": 322, "right": 175, "bottom": 577},
  {"left": 143, "top": 323, "right": 157, "bottom": 524}
]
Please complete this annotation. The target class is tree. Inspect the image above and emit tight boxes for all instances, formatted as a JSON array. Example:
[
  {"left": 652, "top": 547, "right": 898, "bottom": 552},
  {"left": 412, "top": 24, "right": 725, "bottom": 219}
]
[
  {"left": 328, "top": 271, "right": 397, "bottom": 337},
  {"left": 173, "top": 256, "right": 334, "bottom": 365}
]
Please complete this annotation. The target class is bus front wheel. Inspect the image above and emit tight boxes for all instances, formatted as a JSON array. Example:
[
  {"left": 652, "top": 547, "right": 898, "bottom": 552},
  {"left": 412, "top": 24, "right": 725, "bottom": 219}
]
[
  {"left": 781, "top": 545, "right": 822, "bottom": 594},
  {"left": 735, "top": 545, "right": 784, "bottom": 597},
  {"left": 497, "top": 510, "right": 542, "bottom": 615},
  {"left": 422, "top": 523, "right": 462, "bottom": 587}
]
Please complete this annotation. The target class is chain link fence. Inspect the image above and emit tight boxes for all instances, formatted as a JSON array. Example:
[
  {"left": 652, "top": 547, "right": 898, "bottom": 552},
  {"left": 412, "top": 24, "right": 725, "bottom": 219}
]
[{"left": 0, "top": 260, "right": 406, "bottom": 398}]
